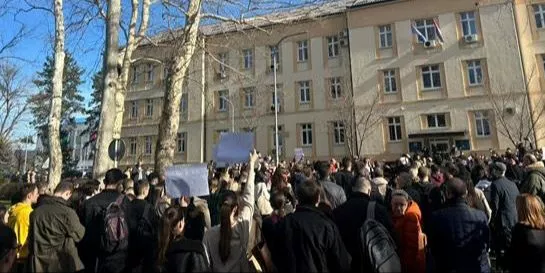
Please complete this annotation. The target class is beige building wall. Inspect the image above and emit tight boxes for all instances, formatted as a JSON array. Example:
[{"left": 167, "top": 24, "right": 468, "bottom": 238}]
[{"left": 347, "top": 0, "right": 527, "bottom": 160}]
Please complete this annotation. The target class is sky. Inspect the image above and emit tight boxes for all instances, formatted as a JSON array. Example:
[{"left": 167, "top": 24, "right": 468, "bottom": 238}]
[{"left": 0, "top": 0, "right": 323, "bottom": 143}]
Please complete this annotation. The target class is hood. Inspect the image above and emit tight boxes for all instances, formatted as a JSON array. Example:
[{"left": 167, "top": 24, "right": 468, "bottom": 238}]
[
  {"left": 372, "top": 177, "right": 388, "bottom": 186},
  {"left": 36, "top": 195, "right": 68, "bottom": 207},
  {"left": 527, "top": 161, "right": 545, "bottom": 174},
  {"left": 8, "top": 202, "right": 32, "bottom": 215}
]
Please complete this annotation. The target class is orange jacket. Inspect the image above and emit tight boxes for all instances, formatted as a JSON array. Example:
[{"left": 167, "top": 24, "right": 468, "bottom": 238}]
[{"left": 392, "top": 201, "right": 426, "bottom": 273}]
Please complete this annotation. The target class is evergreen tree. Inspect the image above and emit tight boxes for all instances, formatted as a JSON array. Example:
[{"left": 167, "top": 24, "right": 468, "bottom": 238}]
[
  {"left": 29, "top": 52, "right": 85, "bottom": 174},
  {"left": 82, "top": 69, "right": 103, "bottom": 152}
]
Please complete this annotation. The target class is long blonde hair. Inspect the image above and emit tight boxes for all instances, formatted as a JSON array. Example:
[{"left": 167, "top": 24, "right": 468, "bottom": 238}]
[{"left": 516, "top": 194, "right": 545, "bottom": 229}]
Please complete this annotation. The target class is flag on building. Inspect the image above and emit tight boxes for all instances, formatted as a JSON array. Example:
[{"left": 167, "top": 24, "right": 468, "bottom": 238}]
[
  {"left": 433, "top": 18, "right": 445, "bottom": 44},
  {"left": 411, "top": 23, "right": 427, "bottom": 42}
]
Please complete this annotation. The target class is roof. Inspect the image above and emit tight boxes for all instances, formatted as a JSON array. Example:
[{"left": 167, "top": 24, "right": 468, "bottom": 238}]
[{"left": 348, "top": 0, "right": 393, "bottom": 8}]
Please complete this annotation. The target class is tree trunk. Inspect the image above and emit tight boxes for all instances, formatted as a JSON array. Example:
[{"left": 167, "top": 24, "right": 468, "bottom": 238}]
[
  {"left": 93, "top": 0, "right": 120, "bottom": 179},
  {"left": 48, "top": 0, "right": 65, "bottom": 190},
  {"left": 155, "top": 0, "right": 203, "bottom": 176}
]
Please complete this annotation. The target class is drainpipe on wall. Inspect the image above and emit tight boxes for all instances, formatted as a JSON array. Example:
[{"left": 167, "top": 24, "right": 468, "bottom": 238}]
[
  {"left": 344, "top": 10, "right": 358, "bottom": 158},
  {"left": 510, "top": 0, "right": 538, "bottom": 149}
]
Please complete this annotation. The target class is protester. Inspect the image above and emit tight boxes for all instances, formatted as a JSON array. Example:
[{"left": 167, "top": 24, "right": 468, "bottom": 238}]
[
  {"left": 428, "top": 178, "right": 490, "bottom": 272},
  {"left": 334, "top": 157, "right": 354, "bottom": 196},
  {"left": 28, "top": 182, "right": 85, "bottom": 272},
  {"left": 333, "top": 176, "right": 393, "bottom": 272},
  {"left": 6, "top": 184, "right": 39, "bottom": 269},
  {"left": 430, "top": 164, "right": 444, "bottom": 186},
  {"left": 202, "top": 150, "right": 258, "bottom": 272},
  {"left": 262, "top": 191, "right": 288, "bottom": 246},
  {"left": 79, "top": 169, "right": 133, "bottom": 273},
  {"left": 0, "top": 225, "right": 17, "bottom": 273},
  {"left": 520, "top": 154, "right": 545, "bottom": 203},
  {"left": 183, "top": 196, "right": 211, "bottom": 242},
  {"left": 272, "top": 180, "right": 351, "bottom": 272},
  {"left": 464, "top": 176, "right": 492, "bottom": 223},
  {"left": 395, "top": 172, "right": 421, "bottom": 205},
  {"left": 270, "top": 166, "right": 296, "bottom": 213},
  {"left": 509, "top": 194, "right": 545, "bottom": 272},
  {"left": 390, "top": 189, "right": 426, "bottom": 273},
  {"left": 489, "top": 162, "right": 519, "bottom": 270},
  {"left": 316, "top": 161, "right": 346, "bottom": 210},
  {"left": 371, "top": 167, "right": 389, "bottom": 202},
  {"left": 156, "top": 205, "right": 210, "bottom": 272},
  {"left": 129, "top": 180, "right": 155, "bottom": 272}
]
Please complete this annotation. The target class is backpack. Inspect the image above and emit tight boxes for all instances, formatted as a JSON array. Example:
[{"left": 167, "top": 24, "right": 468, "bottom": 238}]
[
  {"left": 100, "top": 195, "right": 129, "bottom": 253},
  {"left": 136, "top": 204, "right": 154, "bottom": 241},
  {"left": 360, "top": 201, "right": 401, "bottom": 273}
]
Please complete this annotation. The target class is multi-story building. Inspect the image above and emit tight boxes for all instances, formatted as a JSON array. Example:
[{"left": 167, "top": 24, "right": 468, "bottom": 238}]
[
  {"left": 120, "top": 0, "right": 539, "bottom": 167},
  {"left": 68, "top": 118, "right": 94, "bottom": 173}
]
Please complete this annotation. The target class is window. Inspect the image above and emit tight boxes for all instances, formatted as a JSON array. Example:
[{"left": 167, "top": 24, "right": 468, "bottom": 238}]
[
  {"left": 272, "top": 125, "right": 284, "bottom": 152},
  {"left": 387, "top": 117, "right": 402, "bottom": 141},
  {"left": 129, "top": 138, "right": 137, "bottom": 155},
  {"left": 297, "top": 40, "right": 309, "bottom": 62},
  {"left": 534, "top": 4, "right": 545, "bottom": 29},
  {"left": 218, "top": 52, "right": 227, "bottom": 74},
  {"left": 330, "top": 77, "right": 342, "bottom": 99},
  {"left": 332, "top": 121, "right": 345, "bottom": 145},
  {"left": 460, "top": 11, "right": 477, "bottom": 36},
  {"left": 415, "top": 19, "right": 436, "bottom": 43},
  {"left": 130, "top": 101, "right": 138, "bottom": 119},
  {"left": 421, "top": 65, "right": 441, "bottom": 89},
  {"left": 467, "top": 60, "right": 483, "bottom": 86},
  {"left": 301, "top": 123, "right": 313, "bottom": 146},
  {"left": 327, "top": 36, "right": 340, "bottom": 58},
  {"left": 427, "top": 114, "right": 447, "bottom": 128},
  {"left": 271, "top": 90, "right": 281, "bottom": 112},
  {"left": 176, "top": 132, "right": 187, "bottom": 153},
  {"left": 270, "top": 46, "right": 279, "bottom": 68},
  {"left": 244, "top": 88, "right": 255, "bottom": 108},
  {"left": 298, "top": 81, "right": 311, "bottom": 104},
  {"left": 145, "top": 99, "right": 153, "bottom": 117},
  {"left": 383, "top": 69, "right": 397, "bottom": 93},
  {"left": 146, "top": 64, "right": 154, "bottom": 82},
  {"left": 144, "top": 136, "right": 152, "bottom": 155},
  {"left": 180, "top": 93, "right": 188, "bottom": 113},
  {"left": 243, "top": 49, "right": 253, "bottom": 69},
  {"left": 132, "top": 65, "right": 139, "bottom": 83},
  {"left": 379, "top": 25, "right": 393, "bottom": 48},
  {"left": 475, "top": 111, "right": 491, "bottom": 137},
  {"left": 218, "top": 90, "right": 228, "bottom": 111}
]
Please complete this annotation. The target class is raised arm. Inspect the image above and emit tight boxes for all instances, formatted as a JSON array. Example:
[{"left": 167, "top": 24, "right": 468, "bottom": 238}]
[{"left": 239, "top": 150, "right": 259, "bottom": 222}]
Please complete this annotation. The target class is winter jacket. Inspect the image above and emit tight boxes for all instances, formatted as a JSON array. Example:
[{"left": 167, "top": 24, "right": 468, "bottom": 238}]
[
  {"left": 334, "top": 170, "right": 354, "bottom": 196},
  {"left": 429, "top": 199, "right": 490, "bottom": 273},
  {"left": 371, "top": 177, "right": 389, "bottom": 199},
  {"left": 509, "top": 223, "right": 545, "bottom": 273},
  {"left": 78, "top": 190, "right": 134, "bottom": 273},
  {"left": 490, "top": 176, "right": 519, "bottom": 250},
  {"left": 7, "top": 202, "right": 33, "bottom": 259},
  {"left": 392, "top": 201, "right": 426, "bottom": 273},
  {"left": 272, "top": 205, "right": 351, "bottom": 273},
  {"left": 163, "top": 238, "right": 210, "bottom": 273},
  {"left": 28, "top": 196, "right": 85, "bottom": 272},
  {"left": 129, "top": 198, "right": 157, "bottom": 272},
  {"left": 521, "top": 162, "right": 545, "bottom": 203},
  {"left": 319, "top": 178, "right": 347, "bottom": 210},
  {"left": 332, "top": 192, "right": 394, "bottom": 273}
]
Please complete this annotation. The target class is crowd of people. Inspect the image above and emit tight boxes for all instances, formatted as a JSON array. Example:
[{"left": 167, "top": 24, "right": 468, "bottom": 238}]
[{"left": 1, "top": 146, "right": 545, "bottom": 273}]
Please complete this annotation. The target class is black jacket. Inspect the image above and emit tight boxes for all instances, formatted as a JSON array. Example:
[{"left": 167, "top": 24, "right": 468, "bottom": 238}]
[
  {"left": 429, "top": 199, "right": 490, "bottom": 273},
  {"left": 334, "top": 170, "right": 354, "bottom": 196},
  {"left": 332, "top": 192, "right": 394, "bottom": 273},
  {"left": 509, "top": 223, "right": 545, "bottom": 273},
  {"left": 319, "top": 178, "right": 347, "bottom": 210},
  {"left": 163, "top": 238, "right": 210, "bottom": 273},
  {"left": 490, "top": 176, "right": 519, "bottom": 248},
  {"left": 129, "top": 198, "right": 157, "bottom": 272},
  {"left": 78, "top": 190, "right": 134, "bottom": 273},
  {"left": 271, "top": 205, "right": 351, "bottom": 273}
]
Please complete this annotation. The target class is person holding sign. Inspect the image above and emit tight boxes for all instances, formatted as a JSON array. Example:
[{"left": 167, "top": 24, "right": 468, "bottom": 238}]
[{"left": 203, "top": 150, "right": 259, "bottom": 272}]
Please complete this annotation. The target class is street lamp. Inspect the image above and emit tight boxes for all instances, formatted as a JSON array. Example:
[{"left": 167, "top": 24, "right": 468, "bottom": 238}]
[
  {"left": 272, "top": 31, "right": 307, "bottom": 165},
  {"left": 220, "top": 96, "right": 235, "bottom": 132}
]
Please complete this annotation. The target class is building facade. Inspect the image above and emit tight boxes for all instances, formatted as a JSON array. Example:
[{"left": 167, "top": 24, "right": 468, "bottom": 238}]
[{"left": 120, "top": 0, "right": 540, "bottom": 167}]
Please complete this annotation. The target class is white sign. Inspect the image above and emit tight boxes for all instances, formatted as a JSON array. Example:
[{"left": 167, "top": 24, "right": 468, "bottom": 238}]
[
  {"left": 214, "top": 132, "right": 254, "bottom": 164},
  {"left": 165, "top": 163, "right": 209, "bottom": 197},
  {"left": 294, "top": 148, "right": 304, "bottom": 162}
]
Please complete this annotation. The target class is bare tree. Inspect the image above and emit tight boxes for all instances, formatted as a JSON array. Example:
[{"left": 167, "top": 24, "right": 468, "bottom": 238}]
[
  {"left": 0, "top": 63, "right": 31, "bottom": 141},
  {"left": 93, "top": 0, "right": 152, "bottom": 179},
  {"left": 47, "top": 0, "right": 66, "bottom": 189}
]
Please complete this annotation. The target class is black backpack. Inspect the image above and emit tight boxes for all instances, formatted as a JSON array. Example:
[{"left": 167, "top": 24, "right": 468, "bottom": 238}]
[
  {"left": 100, "top": 195, "right": 129, "bottom": 253},
  {"left": 136, "top": 204, "right": 154, "bottom": 240},
  {"left": 360, "top": 201, "right": 401, "bottom": 273}
]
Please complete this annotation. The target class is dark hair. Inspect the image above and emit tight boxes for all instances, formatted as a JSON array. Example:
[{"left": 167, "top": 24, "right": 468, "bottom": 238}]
[
  {"left": 135, "top": 180, "right": 150, "bottom": 196},
  {"left": 270, "top": 192, "right": 287, "bottom": 217},
  {"left": 341, "top": 157, "right": 352, "bottom": 169},
  {"left": 374, "top": 167, "right": 384, "bottom": 178},
  {"left": 463, "top": 178, "right": 478, "bottom": 208},
  {"left": 219, "top": 191, "right": 238, "bottom": 263},
  {"left": 54, "top": 181, "right": 74, "bottom": 194},
  {"left": 445, "top": 163, "right": 459, "bottom": 178},
  {"left": 147, "top": 171, "right": 159, "bottom": 183},
  {"left": 471, "top": 164, "right": 487, "bottom": 185},
  {"left": 36, "top": 182, "right": 48, "bottom": 195},
  {"left": 431, "top": 164, "right": 440, "bottom": 173},
  {"left": 20, "top": 184, "right": 37, "bottom": 201},
  {"left": 445, "top": 178, "right": 467, "bottom": 200},
  {"left": 315, "top": 161, "right": 330, "bottom": 180},
  {"left": 296, "top": 180, "right": 321, "bottom": 206},
  {"left": 104, "top": 169, "right": 126, "bottom": 186},
  {"left": 157, "top": 206, "right": 186, "bottom": 266},
  {"left": 271, "top": 166, "right": 288, "bottom": 192}
]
